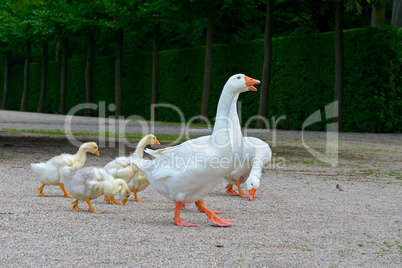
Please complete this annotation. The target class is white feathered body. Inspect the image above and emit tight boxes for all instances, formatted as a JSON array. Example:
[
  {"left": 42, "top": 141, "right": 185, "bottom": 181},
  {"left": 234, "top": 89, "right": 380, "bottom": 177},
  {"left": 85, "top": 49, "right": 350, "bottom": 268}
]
[
  {"left": 133, "top": 129, "right": 236, "bottom": 203},
  {"left": 224, "top": 137, "right": 272, "bottom": 185},
  {"left": 146, "top": 136, "right": 271, "bottom": 189}
]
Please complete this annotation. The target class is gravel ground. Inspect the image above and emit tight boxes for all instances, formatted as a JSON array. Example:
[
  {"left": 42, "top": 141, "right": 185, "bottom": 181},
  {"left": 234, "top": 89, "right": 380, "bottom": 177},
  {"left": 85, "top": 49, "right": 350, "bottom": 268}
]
[{"left": 0, "top": 111, "right": 401, "bottom": 267}]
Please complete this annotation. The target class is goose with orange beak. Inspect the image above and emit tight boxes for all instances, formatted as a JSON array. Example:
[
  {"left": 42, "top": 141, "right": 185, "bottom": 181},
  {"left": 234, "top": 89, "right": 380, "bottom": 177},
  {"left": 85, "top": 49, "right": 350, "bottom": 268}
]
[
  {"left": 130, "top": 74, "right": 259, "bottom": 227},
  {"left": 146, "top": 76, "right": 271, "bottom": 202}
]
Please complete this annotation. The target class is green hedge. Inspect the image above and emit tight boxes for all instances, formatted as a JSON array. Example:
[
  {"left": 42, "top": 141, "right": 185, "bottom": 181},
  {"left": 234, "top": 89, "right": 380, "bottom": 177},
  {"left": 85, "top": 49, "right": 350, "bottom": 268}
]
[{"left": 0, "top": 27, "right": 400, "bottom": 132}]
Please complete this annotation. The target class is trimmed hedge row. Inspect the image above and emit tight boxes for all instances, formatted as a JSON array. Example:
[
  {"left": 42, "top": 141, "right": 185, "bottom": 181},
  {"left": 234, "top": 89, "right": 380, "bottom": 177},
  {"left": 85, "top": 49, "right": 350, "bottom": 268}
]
[{"left": 0, "top": 27, "right": 400, "bottom": 132}]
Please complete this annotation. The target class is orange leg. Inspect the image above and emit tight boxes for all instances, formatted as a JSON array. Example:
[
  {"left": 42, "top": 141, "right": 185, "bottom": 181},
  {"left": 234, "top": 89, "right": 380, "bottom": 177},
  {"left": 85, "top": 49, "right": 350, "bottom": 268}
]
[
  {"left": 235, "top": 180, "right": 249, "bottom": 198},
  {"left": 198, "top": 206, "right": 223, "bottom": 214},
  {"left": 71, "top": 199, "right": 85, "bottom": 211},
  {"left": 174, "top": 201, "right": 197, "bottom": 227},
  {"left": 195, "top": 200, "right": 233, "bottom": 227},
  {"left": 133, "top": 189, "right": 145, "bottom": 202},
  {"left": 104, "top": 196, "right": 111, "bottom": 204},
  {"left": 59, "top": 183, "right": 73, "bottom": 198},
  {"left": 225, "top": 184, "right": 239, "bottom": 196},
  {"left": 37, "top": 183, "right": 49, "bottom": 197},
  {"left": 85, "top": 197, "right": 104, "bottom": 213},
  {"left": 110, "top": 196, "right": 122, "bottom": 205}
]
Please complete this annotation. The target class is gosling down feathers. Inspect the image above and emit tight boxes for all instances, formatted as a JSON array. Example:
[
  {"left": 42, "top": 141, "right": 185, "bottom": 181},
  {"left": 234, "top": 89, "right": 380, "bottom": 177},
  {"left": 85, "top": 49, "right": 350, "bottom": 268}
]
[
  {"left": 104, "top": 134, "right": 160, "bottom": 204},
  {"left": 30, "top": 142, "right": 99, "bottom": 197},
  {"left": 60, "top": 167, "right": 130, "bottom": 213}
]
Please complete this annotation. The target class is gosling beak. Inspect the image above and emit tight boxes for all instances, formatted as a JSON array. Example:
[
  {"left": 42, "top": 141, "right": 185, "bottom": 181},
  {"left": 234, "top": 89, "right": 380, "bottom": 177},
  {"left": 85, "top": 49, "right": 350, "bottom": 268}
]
[
  {"left": 155, "top": 139, "right": 160, "bottom": 145},
  {"left": 249, "top": 188, "right": 257, "bottom": 201},
  {"left": 94, "top": 150, "right": 99, "bottom": 156},
  {"left": 122, "top": 199, "right": 127, "bottom": 206},
  {"left": 244, "top": 75, "right": 260, "bottom": 91}
]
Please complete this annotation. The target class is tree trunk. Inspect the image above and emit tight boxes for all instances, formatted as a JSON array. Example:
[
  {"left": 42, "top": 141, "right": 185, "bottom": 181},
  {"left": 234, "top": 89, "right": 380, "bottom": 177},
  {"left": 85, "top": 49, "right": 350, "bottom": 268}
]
[
  {"left": 392, "top": 0, "right": 402, "bottom": 27},
  {"left": 38, "top": 42, "right": 48, "bottom": 113},
  {"left": 257, "top": 0, "right": 275, "bottom": 129},
  {"left": 200, "top": 0, "right": 214, "bottom": 124},
  {"left": 59, "top": 37, "right": 68, "bottom": 114},
  {"left": 115, "top": 28, "right": 123, "bottom": 119},
  {"left": 1, "top": 50, "right": 10, "bottom": 110},
  {"left": 21, "top": 40, "right": 31, "bottom": 112},
  {"left": 335, "top": 0, "right": 344, "bottom": 131},
  {"left": 85, "top": 32, "right": 94, "bottom": 117},
  {"left": 55, "top": 40, "right": 61, "bottom": 62},
  {"left": 371, "top": 0, "right": 386, "bottom": 27},
  {"left": 151, "top": 24, "right": 160, "bottom": 121}
]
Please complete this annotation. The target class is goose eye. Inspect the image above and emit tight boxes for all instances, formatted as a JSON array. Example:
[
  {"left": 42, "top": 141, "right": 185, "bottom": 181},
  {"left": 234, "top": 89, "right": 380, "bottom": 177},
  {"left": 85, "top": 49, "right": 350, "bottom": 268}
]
[{"left": 237, "top": 76, "right": 241, "bottom": 79}]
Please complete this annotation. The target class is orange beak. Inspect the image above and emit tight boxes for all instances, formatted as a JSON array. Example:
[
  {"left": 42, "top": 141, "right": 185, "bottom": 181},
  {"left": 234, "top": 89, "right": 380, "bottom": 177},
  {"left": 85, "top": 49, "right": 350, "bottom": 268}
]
[
  {"left": 244, "top": 75, "right": 260, "bottom": 91},
  {"left": 155, "top": 139, "right": 160, "bottom": 145},
  {"left": 122, "top": 199, "right": 127, "bottom": 206},
  {"left": 94, "top": 150, "right": 99, "bottom": 156},
  {"left": 249, "top": 188, "right": 257, "bottom": 201}
]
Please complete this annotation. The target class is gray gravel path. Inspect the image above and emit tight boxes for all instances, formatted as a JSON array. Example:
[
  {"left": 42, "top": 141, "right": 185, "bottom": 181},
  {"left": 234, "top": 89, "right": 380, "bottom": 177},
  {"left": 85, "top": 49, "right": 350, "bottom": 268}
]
[{"left": 0, "top": 111, "right": 401, "bottom": 267}]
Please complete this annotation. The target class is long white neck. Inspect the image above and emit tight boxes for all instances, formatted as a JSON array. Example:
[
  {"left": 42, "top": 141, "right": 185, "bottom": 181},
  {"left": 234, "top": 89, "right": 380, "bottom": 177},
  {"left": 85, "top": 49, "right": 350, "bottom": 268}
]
[
  {"left": 211, "top": 84, "right": 239, "bottom": 147},
  {"left": 132, "top": 137, "right": 149, "bottom": 158},
  {"left": 229, "top": 92, "right": 243, "bottom": 138}
]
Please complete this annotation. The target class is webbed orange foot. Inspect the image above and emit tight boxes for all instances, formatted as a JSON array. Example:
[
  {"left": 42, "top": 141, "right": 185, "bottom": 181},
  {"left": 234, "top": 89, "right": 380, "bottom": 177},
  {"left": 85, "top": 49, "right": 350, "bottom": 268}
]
[
  {"left": 71, "top": 200, "right": 85, "bottom": 211},
  {"left": 133, "top": 189, "right": 146, "bottom": 202},
  {"left": 110, "top": 196, "right": 122, "bottom": 205},
  {"left": 225, "top": 184, "right": 239, "bottom": 196},
  {"left": 59, "top": 183, "right": 73, "bottom": 198},
  {"left": 86, "top": 197, "right": 105, "bottom": 213},
  {"left": 37, "top": 184, "right": 49, "bottom": 197},
  {"left": 174, "top": 201, "right": 197, "bottom": 227},
  {"left": 195, "top": 200, "right": 233, "bottom": 227}
]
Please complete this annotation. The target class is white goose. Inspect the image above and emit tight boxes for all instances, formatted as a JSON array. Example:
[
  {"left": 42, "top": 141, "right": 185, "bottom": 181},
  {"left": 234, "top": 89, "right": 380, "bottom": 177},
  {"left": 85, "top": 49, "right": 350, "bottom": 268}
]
[
  {"left": 104, "top": 134, "right": 160, "bottom": 204},
  {"left": 221, "top": 96, "right": 271, "bottom": 200},
  {"left": 30, "top": 142, "right": 99, "bottom": 197},
  {"left": 130, "top": 74, "right": 260, "bottom": 227},
  {"left": 60, "top": 167, "right": 130, "bottom": 213},
  {"left": 146, "top": 95, "right": 272, "bottom": 201}
]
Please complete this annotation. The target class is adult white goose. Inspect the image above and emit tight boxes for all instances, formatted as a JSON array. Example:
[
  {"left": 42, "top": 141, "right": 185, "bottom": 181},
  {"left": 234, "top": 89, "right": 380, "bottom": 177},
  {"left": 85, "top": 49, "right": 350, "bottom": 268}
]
[
  {"left": 222, "top": 96, "right": 272, "bottom": 200},
  {"left": 146, "top": 96, "right": 272, "bottom": 201},
  {"left": 30, "top": 142, "right": 99, "bottom": 197},
  {"left": 224, "top": 137, "right": 271, "bottom": 200},
  {"left": 104, "top": 134, "right": 160, "bottom": 204},
  {"left": 130, "top": 74, "right": 260, "bottom": 227},
  {"left": 60, "top": 167, "right": 130, "bottom": 213}
]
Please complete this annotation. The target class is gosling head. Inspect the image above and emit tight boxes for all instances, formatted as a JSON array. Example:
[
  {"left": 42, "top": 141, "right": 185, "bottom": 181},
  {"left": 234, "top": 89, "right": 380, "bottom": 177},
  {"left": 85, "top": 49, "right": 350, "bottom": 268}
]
[
  {"left": 80, "top": 142, "right": 99, "bottom": 156},
  {"left": 116, "top": 179, "right": 130, "bottom": 206},
  {"left": 145, "top": 134, "right": 160, "bottom": 146},
  {"left": 245, "top": 175, "right": 260, "bottom": 201}
]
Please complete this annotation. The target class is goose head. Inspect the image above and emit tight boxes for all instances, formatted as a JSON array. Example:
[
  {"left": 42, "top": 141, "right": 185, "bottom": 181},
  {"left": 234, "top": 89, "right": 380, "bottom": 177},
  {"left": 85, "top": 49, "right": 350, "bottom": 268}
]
[
  {"left": 115, "top": 179, "right": 130, "bottom": 205},
  {"left": 145, "top": 134, "right": 160, "bottom": 146},
  {"left": 80, "top": 142, "right": 99, "bottom": 156},
  {"left": 225, "top": 74, "right": 260, "bottom": 93},
  {"left": 245, "top": 175, "right": 260, "bottom": 201}
]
